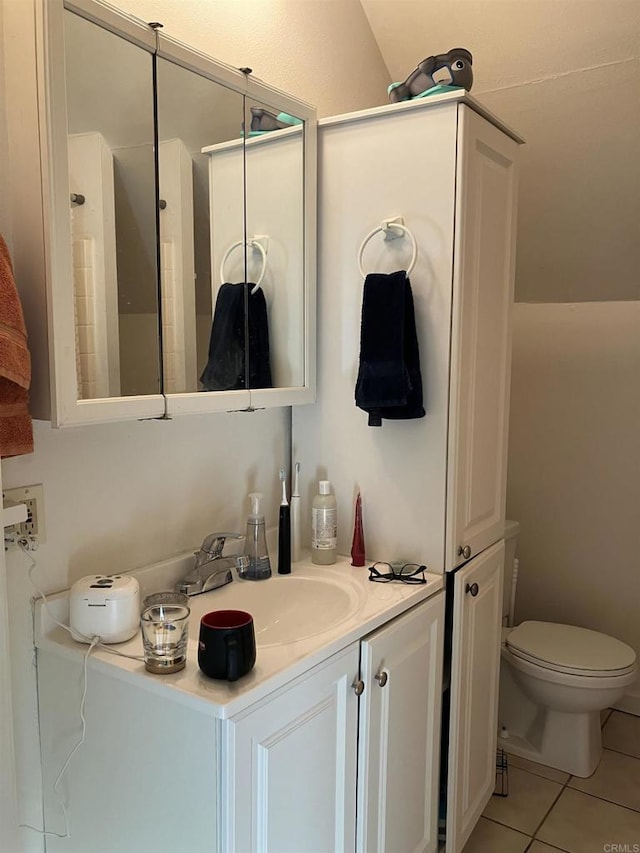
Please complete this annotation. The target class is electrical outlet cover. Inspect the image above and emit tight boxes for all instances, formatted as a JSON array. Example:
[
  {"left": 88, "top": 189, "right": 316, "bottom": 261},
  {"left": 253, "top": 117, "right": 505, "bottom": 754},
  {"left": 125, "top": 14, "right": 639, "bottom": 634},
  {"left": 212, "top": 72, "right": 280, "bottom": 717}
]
[{"left": 2, "top": 484, "right": 46, "bottom": 545}]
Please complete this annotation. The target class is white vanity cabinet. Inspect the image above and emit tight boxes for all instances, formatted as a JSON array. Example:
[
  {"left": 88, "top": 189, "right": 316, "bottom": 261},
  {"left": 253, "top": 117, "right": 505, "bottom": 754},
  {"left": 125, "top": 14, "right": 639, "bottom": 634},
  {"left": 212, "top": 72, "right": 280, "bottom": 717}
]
[
  {"left": 445, "top": 540, "right": 504, "bottom": 853},
  {"left": 36, "top": 578, "right": 445, "bottom": 853},
  {"left": 221, "top": 643, "right": 360, "bottom": 853},
  {"left": 357, "top": 591, "right": 444, "bottom": 853},
  {"left": 222, "top": 593, "right": 445, "bottom": 853}
]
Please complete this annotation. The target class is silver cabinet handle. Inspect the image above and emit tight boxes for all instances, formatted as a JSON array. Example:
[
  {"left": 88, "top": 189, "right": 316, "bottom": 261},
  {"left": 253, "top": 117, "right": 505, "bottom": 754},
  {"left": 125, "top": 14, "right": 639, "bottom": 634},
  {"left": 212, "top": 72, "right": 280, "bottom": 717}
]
[
  {"left": 352, "top": 678, "right": 365, "bottom": 696},
  {"left": 458, "top": 545, "right": 471, "bottom": 559},
  {"left": 465, "top": 582, "right": 479, "bottom": 597},
  {"left": 374, "top": 670, "right": 388, "bottom": 688}
]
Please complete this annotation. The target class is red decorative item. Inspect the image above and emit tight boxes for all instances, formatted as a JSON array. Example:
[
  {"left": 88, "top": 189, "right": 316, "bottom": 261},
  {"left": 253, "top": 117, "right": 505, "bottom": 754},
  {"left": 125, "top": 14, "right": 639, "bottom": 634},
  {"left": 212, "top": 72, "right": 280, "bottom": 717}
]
[{"left": 350, "top": 492, "right": 366, "bottom": 567}]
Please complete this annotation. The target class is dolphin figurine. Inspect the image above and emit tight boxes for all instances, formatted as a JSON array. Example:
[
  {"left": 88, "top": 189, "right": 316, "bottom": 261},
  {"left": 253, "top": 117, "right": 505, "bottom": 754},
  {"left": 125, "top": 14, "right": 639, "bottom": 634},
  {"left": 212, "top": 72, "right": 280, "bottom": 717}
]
[{"left": 389, "top": 48, "right": 473, "bottom": 103}]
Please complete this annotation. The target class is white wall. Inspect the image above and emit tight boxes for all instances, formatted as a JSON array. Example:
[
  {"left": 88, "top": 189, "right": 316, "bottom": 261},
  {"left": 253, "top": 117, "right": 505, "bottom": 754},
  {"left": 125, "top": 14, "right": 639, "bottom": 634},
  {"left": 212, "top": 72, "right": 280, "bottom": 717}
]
[
  {"left": 111, "top": 0, "right": 390, "bottom": 118},
  {"left": 507, "top": 302, "right": 640, "bottom": 711},
  {"left": 361, "top": 0, "right": 640, "bottom": 304},
  {"left": 0, "top": 2, "right": 390, "bottom": 849}
]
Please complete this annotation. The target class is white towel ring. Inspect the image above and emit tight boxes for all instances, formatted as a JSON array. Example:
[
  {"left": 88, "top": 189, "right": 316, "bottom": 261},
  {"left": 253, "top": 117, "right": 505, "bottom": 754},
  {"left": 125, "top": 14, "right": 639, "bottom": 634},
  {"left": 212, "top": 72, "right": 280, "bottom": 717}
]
[
  {"left": 357, "top": 222, "right": 418, "bottom": 279},
  {"left": 220, "top": 239, "right": 267, "bottom": 294}
]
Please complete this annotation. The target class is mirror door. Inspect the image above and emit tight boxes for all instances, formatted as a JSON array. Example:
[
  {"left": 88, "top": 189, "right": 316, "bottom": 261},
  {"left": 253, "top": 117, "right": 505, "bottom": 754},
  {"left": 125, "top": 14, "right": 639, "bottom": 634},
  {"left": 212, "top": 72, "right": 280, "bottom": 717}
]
[
  {"left": 64, "top": 8, "right": 161, "bottom": 400},
  {"left": 243, "top": 96, "right": 306, "bottom": 395},
  {"left": 155, "top": 56, "right": 246, "bottom": 399},
  {"left": 243, "top": 82, "right": 316, "bottom": 408},
  {"left": 156, "top": 37, "right": 317, "bottom": 415}
]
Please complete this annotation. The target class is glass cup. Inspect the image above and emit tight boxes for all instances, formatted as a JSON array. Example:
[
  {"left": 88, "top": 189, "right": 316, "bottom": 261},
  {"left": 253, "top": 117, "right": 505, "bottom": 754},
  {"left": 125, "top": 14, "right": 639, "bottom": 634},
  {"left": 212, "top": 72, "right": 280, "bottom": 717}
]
[
  {"left": 140, "top": 603, "right": 190, "bottom": 674},
  {"left": 142, "top": 591, "right": 189, "bottom": 610}
]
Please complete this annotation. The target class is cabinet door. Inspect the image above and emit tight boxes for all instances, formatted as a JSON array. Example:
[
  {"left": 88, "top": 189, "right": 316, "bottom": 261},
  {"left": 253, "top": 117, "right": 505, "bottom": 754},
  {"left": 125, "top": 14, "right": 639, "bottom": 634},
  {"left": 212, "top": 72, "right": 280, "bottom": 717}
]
[
  {"left": 446, "top": 541, "right": 504, "bottom": 853},
  {"left": 446, "top": 105, "right": 520, "bottom": 569},
  {"left": 29, "top": 0, "right": 166, "bottom": 425},
  {"left": 357, "top": 594, "right": 445, "bottom": 853},
  {"left": 223, "top": 643, "right": 360, "bottom": 853}
]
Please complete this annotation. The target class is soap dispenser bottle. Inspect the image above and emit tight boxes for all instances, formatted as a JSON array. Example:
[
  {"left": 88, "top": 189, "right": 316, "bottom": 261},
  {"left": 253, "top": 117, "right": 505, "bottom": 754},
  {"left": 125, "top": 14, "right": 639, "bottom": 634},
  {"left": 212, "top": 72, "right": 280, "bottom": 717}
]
[{"left": 245, "top": 492, "right": 272, "bottom": 580}]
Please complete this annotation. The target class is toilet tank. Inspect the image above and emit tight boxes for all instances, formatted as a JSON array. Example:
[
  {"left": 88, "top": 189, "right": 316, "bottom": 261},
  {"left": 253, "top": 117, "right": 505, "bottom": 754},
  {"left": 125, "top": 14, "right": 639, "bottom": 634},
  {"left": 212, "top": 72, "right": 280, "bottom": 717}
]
[{"left": 502, "top": 520, "right": 520, "bottom": 624}]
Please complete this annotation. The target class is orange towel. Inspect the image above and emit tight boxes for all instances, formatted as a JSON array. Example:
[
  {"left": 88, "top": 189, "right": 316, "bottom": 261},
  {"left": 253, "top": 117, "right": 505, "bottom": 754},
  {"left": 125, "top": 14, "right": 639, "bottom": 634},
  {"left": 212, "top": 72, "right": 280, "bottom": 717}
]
[{"left": 0, "top": 233, "right": 33, "bottom": 458}]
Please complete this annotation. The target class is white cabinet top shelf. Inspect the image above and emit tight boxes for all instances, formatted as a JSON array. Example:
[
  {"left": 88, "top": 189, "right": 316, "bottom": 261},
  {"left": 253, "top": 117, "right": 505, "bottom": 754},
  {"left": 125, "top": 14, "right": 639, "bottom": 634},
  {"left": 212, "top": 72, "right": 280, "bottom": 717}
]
[{"left": 320, "top": 88, "right": 525, "bottom": 144}]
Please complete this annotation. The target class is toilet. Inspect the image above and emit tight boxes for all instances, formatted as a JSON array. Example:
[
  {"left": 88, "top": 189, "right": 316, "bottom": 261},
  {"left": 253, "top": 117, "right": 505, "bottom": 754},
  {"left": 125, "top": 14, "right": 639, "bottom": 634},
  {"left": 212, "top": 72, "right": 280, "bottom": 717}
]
[{"left": 498, "top": 522, "right": 637, "bottom": 777}]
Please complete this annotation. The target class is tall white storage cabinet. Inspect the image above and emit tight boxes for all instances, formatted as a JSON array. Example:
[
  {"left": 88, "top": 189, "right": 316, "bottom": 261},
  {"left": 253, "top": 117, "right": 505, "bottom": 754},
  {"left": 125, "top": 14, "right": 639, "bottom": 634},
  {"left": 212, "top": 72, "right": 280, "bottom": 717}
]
[
  {"left": 293, "top": 91, "right": 521, "bottom": 853},
  {"left": 293, "top": 92, "right": 521, "bottom": 571}
]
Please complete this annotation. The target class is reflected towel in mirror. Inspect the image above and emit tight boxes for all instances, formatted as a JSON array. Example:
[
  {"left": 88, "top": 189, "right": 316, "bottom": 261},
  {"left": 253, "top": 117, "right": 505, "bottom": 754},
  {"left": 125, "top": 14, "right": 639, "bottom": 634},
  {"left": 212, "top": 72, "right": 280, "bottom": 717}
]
[
  {"left": 0, "top": 233, "right": 33, "bottom": 458},
  {"left": 200, "top": 282, "right": 272, "bottom": 392},
  {"left": 355, "top": 270, "right": 425, "bottom": 427}
]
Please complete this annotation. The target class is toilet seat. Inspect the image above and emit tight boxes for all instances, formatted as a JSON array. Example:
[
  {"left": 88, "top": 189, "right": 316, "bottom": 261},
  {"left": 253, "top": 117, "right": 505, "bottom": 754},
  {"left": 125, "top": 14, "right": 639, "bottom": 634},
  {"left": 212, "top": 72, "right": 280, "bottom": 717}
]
[{"left": 506, "top": 621, "right": 637, "bottom": 678}]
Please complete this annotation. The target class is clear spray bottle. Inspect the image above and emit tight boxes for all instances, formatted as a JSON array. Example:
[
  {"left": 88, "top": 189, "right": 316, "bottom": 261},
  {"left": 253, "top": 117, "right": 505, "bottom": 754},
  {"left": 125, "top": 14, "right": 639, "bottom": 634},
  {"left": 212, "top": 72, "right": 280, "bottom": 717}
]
[{"left": 245, "top": 492, "right": 271, "bottom": 580}]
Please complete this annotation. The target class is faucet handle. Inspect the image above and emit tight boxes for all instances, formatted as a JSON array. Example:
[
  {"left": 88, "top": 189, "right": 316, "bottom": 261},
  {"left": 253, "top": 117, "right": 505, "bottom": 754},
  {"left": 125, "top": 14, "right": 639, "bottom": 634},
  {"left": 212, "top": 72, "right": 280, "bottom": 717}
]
[{"left": 199, "top": 532, "right": 244, "bottom": 559}]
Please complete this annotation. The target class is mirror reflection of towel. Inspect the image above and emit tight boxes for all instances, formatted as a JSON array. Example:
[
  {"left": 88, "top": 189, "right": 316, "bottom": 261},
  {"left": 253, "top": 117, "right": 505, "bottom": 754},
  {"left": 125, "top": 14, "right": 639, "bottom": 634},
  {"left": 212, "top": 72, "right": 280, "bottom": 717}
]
[
  {"left": 355, "top": 270, "right": 425, "bottom": 427},
  {"left": 200, "top": 282, "right": 272, "bottom": 392},
  {"left": 0, "top": 233, "right": 33, "bottom": 458}
]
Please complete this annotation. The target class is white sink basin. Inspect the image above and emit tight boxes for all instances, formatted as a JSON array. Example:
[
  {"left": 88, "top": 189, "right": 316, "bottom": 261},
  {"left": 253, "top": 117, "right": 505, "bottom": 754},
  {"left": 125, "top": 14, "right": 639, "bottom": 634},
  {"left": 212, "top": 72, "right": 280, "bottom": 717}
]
[{"left": 186, "top": 571, "right": 364, "bottom": 647}]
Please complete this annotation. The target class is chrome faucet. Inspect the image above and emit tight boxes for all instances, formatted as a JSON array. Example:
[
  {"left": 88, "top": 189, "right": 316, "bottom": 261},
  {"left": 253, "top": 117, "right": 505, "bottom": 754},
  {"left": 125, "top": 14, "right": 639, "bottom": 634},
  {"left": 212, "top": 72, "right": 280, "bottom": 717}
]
[{"left": 176, "top": 532, "right": 250, "bottom": 597}]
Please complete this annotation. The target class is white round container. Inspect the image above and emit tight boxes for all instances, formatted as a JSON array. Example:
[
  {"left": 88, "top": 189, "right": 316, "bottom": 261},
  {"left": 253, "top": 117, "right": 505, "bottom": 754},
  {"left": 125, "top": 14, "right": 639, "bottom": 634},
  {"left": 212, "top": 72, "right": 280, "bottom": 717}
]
[{"left": 69, "top": 575, "right": 140, "bottom": 644}]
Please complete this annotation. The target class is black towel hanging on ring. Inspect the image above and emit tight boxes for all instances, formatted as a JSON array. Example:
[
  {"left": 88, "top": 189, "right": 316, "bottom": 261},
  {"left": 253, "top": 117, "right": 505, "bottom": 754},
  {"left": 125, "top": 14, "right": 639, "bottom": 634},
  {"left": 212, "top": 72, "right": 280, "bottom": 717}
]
[
  {"left": 355, "top": 269, "right": 425, "bottom": 427},
  {"left": 200, "top": 282, "right": 273, "bottom": 391}
]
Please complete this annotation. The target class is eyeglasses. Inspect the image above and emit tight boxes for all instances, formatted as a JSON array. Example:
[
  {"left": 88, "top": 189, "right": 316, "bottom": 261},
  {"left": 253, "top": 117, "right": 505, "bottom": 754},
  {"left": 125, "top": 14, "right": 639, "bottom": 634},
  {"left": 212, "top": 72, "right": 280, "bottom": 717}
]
[{"left": 368, "top": 562, "right": 427, "bottom": 584}]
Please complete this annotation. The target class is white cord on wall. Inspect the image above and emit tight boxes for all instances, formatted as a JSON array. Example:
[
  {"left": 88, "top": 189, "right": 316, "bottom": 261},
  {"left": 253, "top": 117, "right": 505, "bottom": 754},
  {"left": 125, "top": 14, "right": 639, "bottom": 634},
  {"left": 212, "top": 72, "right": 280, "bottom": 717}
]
[
  {"left": 13, "top": 538, "right": 143, "bottom": 838},
  {"left": 18, "top": 631, "right": 97, "bottom": 839}
]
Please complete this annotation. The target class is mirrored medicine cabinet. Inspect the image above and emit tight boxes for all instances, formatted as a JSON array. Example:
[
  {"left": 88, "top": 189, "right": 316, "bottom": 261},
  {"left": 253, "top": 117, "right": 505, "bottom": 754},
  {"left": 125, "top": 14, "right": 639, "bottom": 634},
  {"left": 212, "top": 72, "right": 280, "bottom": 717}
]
[{"left": 39, "top": 0, "right": 316, "bottom": 426}]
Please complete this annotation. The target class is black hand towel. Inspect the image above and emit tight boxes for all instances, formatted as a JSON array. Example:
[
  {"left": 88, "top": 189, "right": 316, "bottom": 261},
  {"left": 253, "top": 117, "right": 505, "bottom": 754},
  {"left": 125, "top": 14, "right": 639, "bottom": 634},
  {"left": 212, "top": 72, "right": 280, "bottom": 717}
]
[
  {"left": 355, "top": 270, "right": 425, "bottom": 427},
  {"left": 247, "top": 285, "right": 273, "bottom": 389},
  {"left": 200, "top": 282, "right": 272, "bottom": 391}
]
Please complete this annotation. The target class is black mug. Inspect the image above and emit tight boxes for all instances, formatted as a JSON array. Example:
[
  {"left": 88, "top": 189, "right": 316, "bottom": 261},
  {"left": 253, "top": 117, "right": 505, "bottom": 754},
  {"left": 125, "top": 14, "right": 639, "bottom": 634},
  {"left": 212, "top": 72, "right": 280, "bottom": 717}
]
[{"left": 198, "top": 610, "right": 256, "bottom": 682}]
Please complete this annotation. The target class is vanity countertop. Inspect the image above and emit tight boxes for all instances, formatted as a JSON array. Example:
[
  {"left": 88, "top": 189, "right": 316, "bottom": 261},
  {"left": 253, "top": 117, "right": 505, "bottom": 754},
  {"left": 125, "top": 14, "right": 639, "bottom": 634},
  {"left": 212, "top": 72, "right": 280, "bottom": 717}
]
[{"left": 35, "top": 553, "right": 443, "bottom": 719}]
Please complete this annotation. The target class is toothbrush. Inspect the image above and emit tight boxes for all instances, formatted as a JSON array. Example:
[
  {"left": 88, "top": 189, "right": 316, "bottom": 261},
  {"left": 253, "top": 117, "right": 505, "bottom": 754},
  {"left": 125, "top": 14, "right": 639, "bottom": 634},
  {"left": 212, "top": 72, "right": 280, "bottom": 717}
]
[
  {"left": 290, "top": 462, "right": 301, "bottom": 562},
  {"left": 278, "top": 469, "right": 291, "bottom": 574}
]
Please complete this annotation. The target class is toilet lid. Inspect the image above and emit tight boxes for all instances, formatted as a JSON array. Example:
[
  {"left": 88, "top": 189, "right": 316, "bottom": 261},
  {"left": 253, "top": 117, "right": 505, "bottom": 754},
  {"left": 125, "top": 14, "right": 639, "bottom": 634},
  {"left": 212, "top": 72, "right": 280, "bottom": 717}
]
[{"left": 507, "top": 621, "right": 637, "bottom": 676}]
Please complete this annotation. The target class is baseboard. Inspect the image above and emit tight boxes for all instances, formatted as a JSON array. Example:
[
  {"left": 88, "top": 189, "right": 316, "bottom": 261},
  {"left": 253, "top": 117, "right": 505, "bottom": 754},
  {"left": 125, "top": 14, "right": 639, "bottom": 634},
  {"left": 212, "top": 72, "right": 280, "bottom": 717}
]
[{"left": 614, "top": 689, "right": 640, "bottom": 717}]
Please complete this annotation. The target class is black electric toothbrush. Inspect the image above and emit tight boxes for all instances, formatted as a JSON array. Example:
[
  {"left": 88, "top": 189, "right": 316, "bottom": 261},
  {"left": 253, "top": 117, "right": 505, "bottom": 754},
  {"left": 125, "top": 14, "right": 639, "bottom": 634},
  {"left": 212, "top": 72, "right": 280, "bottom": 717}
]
[{"left": 278, "top": 469, "right": 291, "bottom": 574}]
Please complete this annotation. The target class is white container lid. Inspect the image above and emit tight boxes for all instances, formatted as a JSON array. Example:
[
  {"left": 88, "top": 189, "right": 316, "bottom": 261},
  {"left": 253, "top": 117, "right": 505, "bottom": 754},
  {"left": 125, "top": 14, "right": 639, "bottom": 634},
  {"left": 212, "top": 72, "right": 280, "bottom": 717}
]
[
  {"left": 507, "top": 620, "right": 637, "bottom": 675},
  {"left": 71, "top": 574, "right": 139, "bottom": 603}
]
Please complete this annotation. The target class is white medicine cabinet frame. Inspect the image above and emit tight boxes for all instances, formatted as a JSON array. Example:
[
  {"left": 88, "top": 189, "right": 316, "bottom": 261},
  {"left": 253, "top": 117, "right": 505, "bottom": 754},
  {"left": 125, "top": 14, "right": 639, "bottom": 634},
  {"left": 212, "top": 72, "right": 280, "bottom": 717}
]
[{"left": 32, "top": 0, "right": 316, "bottom": 426}]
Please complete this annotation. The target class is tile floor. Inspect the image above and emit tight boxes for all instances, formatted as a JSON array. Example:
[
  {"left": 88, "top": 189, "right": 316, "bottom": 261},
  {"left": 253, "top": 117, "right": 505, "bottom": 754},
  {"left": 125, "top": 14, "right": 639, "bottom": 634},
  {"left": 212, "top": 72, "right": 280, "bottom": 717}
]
[{"left": 463, "top": 710, "right": 640, "bottom": 853}]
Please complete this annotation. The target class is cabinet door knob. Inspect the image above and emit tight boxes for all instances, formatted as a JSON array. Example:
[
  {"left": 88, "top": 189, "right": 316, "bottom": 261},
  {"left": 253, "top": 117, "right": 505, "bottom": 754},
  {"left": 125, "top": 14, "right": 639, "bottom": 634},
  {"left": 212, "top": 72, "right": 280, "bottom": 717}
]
[
  {"left": 458, "top": 545, "right": 472, "bottom": 559},
  {"left": 374, "top": 670, "right": 388, "bottom": 688},
  {"left": 465, "top": 582, "right": 479, "bottom": 597},
  {"left": 352, "top": 678, "right": 365, "bottom": 696}
]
